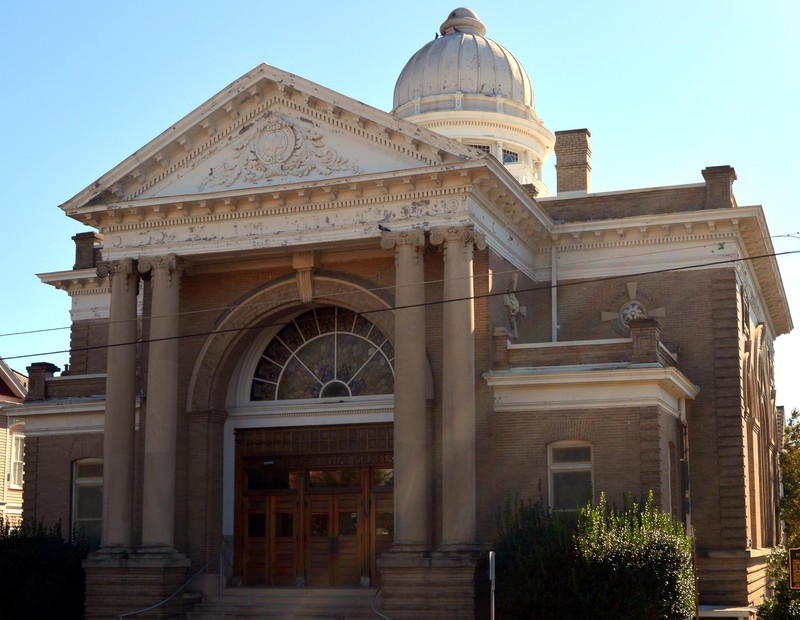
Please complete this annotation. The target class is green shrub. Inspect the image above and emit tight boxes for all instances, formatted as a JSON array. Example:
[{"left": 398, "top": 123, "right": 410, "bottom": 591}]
[
  {"left": 574, "top": 493, "right": 695, "bottom": 620},
  {"left": 0, "top": 519, "right": 90, "bottom": 620},
  {"left": 494, "top": 497, "right": 580, "bottom": 619},
  {"left": 494, "top": 492, "right": 696, "bottom": 620}
]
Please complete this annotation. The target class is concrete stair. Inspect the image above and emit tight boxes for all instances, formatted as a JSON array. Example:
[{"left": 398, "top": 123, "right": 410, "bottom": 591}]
[{"left": 187, "top": 586, "right": 384, "bottom": 619}]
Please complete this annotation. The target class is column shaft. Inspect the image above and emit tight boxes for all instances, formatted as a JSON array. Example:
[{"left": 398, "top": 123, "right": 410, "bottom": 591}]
[
  {"left": 431, "top": 226, "right": 484, "bottom": 548},
  {"left": 97, "top": 259, "right": 138, "bottom": 550},
  {"left": 139, "top": 255, "right": 183, "bottom": 549},
  {"left": 382, "top": 231, "right": 429, "bottom": 549}
]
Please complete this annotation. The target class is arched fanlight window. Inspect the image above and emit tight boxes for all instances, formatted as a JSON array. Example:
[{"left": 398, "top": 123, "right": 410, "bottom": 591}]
[{"left": 251, "top": 307, "right": 394, "bottom": 401}]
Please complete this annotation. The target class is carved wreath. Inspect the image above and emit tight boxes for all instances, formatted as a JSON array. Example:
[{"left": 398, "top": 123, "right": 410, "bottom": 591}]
[{"left": 200, "top": 114, "right": 360, "bottom": 189}]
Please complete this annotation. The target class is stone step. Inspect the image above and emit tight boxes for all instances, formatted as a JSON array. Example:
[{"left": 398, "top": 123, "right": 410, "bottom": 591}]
[{"left": 188, "top": 587, "right": 383, "bottom": 620}]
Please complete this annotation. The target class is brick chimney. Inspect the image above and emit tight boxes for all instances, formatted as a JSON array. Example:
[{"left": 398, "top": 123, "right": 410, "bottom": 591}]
[
  {"left": 701, "top": 166, "right": 737, "bottom": 209},
  {"left": 554, "top": 129, "right": 592, "bottom": 194},
  {"left": 25, "top": 362, "right": 60, "bottom": 401},
  {"left": 72, "top": 232, "right": 103, "bottom": 270}
]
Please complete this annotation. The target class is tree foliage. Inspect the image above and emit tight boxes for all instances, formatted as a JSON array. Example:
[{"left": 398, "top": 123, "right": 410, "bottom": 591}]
[
  {"left": 758, "top": 408, "right": 800, "bottom": 618},
  {"left": 0, "top": 519, "right": 89, "bottom": 620},
  {"left": 495, "top": 493, "right": 695, "bottom": 620},
  {"left": 758, "top": 549, "right": 800, "bottom": 620},
  {"left": 782, "top": 408, "right": 800, "bottom": 548}
]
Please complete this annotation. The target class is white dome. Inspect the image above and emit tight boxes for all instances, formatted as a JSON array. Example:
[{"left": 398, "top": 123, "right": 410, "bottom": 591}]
[
  {"left": 392, "top": 8, "right": 555, "bottom": 194},
  {"left": 393, "top": 8, "right": 534, "bottom": 117}
]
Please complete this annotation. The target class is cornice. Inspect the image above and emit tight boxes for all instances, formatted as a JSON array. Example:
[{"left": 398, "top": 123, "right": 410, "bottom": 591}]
[
  {"left": 37, "top": 268, "right": 110, "bottom": 294},
  {"left": 484, "top": 364, "right": 698, "bottom": 396},
  {"left": 416, "top": 114, "right": 555, "bottom": 148},
  {"left": 60, "top": 63, "right": 479, "bottom": 215},
  {"left": 484, "top": 365, "right": 699, "bottom": 417},
  {"left": 226, "top": 396, "right": 394, "bottom": 425},
  {"left": 68, "top": 162, "right": 488, "bottom": 231},
  {"left": 547, "top": 207, "right": 753, "bottom": 249},
  {"left": 542, "top": 205, "right": 791, "bottom": 336}
]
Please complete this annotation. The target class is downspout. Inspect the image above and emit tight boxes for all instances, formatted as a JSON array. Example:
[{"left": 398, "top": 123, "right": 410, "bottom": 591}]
[
  {"left": 551, "top": 244, "right": 558, "bottom": 342},
  {"left": 680, "top": 398, "right": 691, "bottom": 534}
]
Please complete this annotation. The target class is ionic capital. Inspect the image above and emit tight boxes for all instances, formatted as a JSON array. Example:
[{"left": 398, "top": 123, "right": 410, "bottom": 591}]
[
  {"left": 138, "top": 254, "right": 187, "bottom": 288},
  {"left": 429, "top": 225, "right": 486, "bottom": 251},
  {"left": 97, "top": 258, "right": 138, "bottom": 292},
  {"left": 380, "top": 229, "right": 426, "bottom": 250},
  {"left": 97, "top": 258, "right": 136, "bottom": 278}
]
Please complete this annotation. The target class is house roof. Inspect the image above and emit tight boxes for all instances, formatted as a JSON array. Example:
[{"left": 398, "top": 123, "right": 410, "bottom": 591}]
[{"left": 0, "top": 358, "right": 27, "bottom": 404}]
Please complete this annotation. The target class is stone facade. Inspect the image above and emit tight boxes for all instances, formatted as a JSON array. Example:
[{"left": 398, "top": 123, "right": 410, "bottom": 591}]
[{"left": 16, "top": 8, "right": 792, "bottom": 620}]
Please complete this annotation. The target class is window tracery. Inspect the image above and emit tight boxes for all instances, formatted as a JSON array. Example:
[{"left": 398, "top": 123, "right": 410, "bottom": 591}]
[{"left": 250, "top": 307, "right": 394, "bottom": 401}]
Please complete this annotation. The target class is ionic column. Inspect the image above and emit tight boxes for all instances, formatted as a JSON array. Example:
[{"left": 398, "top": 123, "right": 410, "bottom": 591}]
[
  {"left": 138, "top": 254, "right": 185, "bottom": 550},
  {"left": 430, "top": 225, "right": 485, "bottom": 549},
  {"left": 381, "top": 230, "right": 429, "bottom": 549},
  {"left": 96, "top": 258, "right": 139, "bottom": 551}
]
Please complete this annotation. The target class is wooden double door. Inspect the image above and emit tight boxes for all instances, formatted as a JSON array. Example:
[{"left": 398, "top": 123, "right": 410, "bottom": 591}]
[{"left": 238, "top": 466, "right": 394, "bottom": 587}]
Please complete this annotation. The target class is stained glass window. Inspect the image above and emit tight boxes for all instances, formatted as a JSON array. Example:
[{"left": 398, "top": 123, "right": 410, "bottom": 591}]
[{"left": 251, "top": 307, "right": 395, "bottom": 401}]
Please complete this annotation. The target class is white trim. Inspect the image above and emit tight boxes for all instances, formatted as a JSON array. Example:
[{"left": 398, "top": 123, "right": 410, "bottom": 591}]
[
  {"left": 16, "top": 398, "right": 140, "bottom": 437},
  {"left": 509, "top": 338, "right": 631, "bottom": 349},
  {"left": 484, "top": 366, "right": 699, "bottom": 417},
  {"left": 48, "top": 373, "right": 107, "bottom": 382},
  {"left": 697, "top": 605, "right": 755, "bottom": 619}
]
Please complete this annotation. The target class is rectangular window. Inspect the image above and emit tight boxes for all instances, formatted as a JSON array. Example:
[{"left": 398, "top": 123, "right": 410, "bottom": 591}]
[
  {"left": 73, "top": 459, "right": 103, "bottom": 546},
  {"left": 467, "top": 143, "right": 491, "bottom": 154},
  {"left": 10, "top": 435, "right": 24, "bottom": 488},
  {"left": 549, "top": 442, "right": 593, "bottom": 511},
  {"left": 502, "top": 149, "right": 519, "bottom": 164}
]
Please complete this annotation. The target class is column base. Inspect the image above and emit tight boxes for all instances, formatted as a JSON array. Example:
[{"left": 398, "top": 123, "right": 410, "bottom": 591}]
[
  {"left": 83, "top": 548, "right": 191, "bottom": 620},
  {"left": 377, "top": 550, "right": 489, "bottom": 619}
]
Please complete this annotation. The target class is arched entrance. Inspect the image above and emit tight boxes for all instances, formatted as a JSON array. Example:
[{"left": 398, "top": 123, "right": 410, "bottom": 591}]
[{"left": 229, "top": 306, "right": 396, "bottom": 587}]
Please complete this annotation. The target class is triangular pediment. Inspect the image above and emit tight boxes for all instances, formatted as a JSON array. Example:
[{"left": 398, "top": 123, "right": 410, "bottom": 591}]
[{"left": 61, "top": 64, "right": 479, "bottom": 213}]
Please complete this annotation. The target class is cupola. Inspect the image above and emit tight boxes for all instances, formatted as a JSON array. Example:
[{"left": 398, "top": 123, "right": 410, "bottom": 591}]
[{"left": 393, "top": 7, "right": 555, "bottom": 194}]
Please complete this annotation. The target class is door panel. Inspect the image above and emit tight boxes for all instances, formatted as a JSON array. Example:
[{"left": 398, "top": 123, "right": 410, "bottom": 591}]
[
  {"left": 242, "top": 497, "right": 267, "bottom": 586},
  {"left": 270, "top": 496, "right": 298, "bottom": 585},
  {"left": 370, "top": 493, "right": 394, "bottom": 583},
  {"left": 305, "top": 494, "right": 363, "bottom": 586},
  {"left": 237, "top": 462, "right": 393, "bottom": 587},
  {"left": 306, "top": 495, "right": 335, "bottom": 585},
  {"left": 333, "top": 495, "right": 361, "bottom": 586}
]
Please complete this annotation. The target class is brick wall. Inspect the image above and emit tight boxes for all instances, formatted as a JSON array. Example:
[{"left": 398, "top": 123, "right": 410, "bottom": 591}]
[{"left": 23, "top": 433, "right": 103, "bottom": 530}]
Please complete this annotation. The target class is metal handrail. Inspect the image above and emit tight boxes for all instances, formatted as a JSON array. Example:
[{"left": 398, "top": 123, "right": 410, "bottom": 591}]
[
  {"left": 118, "top": 548, "right": 226, "bottom": 619},
  {"left": 371, "top": 585, "right": 392, "bottom": 620}
]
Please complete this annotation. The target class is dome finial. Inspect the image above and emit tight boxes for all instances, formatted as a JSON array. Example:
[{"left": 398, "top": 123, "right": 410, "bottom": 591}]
[{"left": 440, "top": 7, "right": 487, "bottom": 36}]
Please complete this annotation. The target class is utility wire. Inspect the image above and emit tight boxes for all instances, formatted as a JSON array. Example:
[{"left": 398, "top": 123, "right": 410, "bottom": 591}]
[
  {"left": 2, "top": 248, "right": 797, "bottom": 363},
  {"left": 2, "top": 231, "right": 798, "bottom": 341}
]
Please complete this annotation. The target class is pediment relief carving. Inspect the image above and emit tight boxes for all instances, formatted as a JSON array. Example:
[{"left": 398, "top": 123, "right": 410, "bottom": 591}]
[
  {"left": 199, "top": 111, "right": 362, "bottom": 190},
  {"left": 129, "top": 104, "right": 442, "bottom": 200}
]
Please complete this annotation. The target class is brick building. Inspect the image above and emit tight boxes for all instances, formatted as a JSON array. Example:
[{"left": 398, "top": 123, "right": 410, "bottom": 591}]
[{"left": 18, "top": 8, "right": 792, "bottom": 619}]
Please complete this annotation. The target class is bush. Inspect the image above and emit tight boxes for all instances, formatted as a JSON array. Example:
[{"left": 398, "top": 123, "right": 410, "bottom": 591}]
[
  {"left": 494, "top": 497, "right": 580, "bottom": 619},
  {"left": 757, "top": 549, "right": 800, "bottom": 619},
  {"left": 0, "top": 519, "right": 90, "bottom": 620},
  {"left": 574, "top": 494, "right": 695, "bottom": 619},
  {"left": 494, "top": 492, "right": 696, "bottom": 620}
]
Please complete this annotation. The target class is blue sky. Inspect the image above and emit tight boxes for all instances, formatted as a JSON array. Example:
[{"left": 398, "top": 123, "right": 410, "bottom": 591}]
[{"left": 2, "top": 1, "right": 799, "bottom": 411}]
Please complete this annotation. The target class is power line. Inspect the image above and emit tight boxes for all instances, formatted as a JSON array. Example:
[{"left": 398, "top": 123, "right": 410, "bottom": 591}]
[
  {"left": 2, "top": 232, "right": 798, "bottom": 341},
  {"left": 2, "top": 248, "right": 797, "bottom": 364}
]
